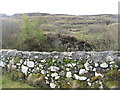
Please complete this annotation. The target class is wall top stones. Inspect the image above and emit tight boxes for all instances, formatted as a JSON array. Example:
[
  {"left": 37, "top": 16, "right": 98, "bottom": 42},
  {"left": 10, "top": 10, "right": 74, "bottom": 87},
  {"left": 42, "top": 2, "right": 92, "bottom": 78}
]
[{"left": 0, "top": 49, "right": 120, "bottom": 62}]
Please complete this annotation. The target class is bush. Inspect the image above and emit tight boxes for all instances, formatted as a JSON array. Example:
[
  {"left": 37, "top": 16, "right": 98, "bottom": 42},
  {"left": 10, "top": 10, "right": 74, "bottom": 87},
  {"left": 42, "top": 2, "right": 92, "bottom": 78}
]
[
  {"left": 77, "top": 23, "right": 118, "bottom": 51},
  {"left": 16, "top": 15, "right": 46, "bottom": 51}
]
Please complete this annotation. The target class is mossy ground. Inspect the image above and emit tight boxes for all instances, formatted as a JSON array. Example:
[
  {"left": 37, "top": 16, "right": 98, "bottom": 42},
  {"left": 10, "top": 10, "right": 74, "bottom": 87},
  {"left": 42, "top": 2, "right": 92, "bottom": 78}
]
[{"left": 103, "top": 70, "right": 120, "bottom": 88}]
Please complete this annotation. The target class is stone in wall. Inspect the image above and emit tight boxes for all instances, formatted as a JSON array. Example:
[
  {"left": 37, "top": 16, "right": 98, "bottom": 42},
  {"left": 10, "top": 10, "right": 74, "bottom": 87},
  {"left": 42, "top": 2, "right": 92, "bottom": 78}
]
[{"left": 0, "top": 49, "right": 120, "bottom": 88}]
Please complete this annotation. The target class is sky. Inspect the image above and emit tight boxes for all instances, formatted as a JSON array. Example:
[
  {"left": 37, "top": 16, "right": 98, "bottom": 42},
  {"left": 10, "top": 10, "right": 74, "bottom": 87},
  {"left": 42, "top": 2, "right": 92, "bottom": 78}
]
[{"left": 0, "top": 0, "right": 119, "bottom": 15}]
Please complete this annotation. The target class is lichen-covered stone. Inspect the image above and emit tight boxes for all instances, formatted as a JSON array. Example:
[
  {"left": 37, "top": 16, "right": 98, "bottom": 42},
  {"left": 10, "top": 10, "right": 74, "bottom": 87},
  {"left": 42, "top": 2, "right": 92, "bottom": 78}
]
[
  {"left": 71, "top": 63, "right": 76, "bottom": 67},
  {"left": 66, "top": 68, "right": 70, "bottom": 71},
  {"left": 59, "top": 71, "right": 65, "bottom": 76},
  {"left": 67, "top": 63, "right": 72, "bottom": 67},
  {"left": 50, "top": 66, "right": 59, "bottom": 71},
  {"left": 106, "top": 56, "right": 113, "bottom": 62},
  {"left": 55, "top": 76, "right": 60, "bottom": 80},
  {"left": 74, "top": 74, "right": 80, "bottom": 80},
  {"left": 41, "top": 59, "right": 46, "bottom": 63},
  {"left": 50, "top": 83, "right": 56, "bottom": 88},
  {"left": 93, "top": 68, "right": 97, "bottom": 72},
  {"left": 45, "top": 80, "right": 49, "bottom": 84},
  {"left": 27, "top": 61, "right": 34, "bottom": 67},
  {"left": 100, "top": 63, "right": 108, "bottom": 68},
  {"left": 95, "top": 62, "right": 99, "bottom": 67},
  {"left": 41, "top": 70, "right": 46, "bottom": 74},
  {"left": 21, "top": 65, "right": 28, "bottom": 75},
  {"left": 79, "top": 76, "right": 87, "bottom": 81},
  {"left": 51, "top": 73, "right": 58, "bottom": 77},
  {"left": 95, "top": 72, "right": 104, "bottom": 78},
  {"left": 84, "top": 62, "right": 90, "bottom": 70},
  {"left": 88, "top": 82, "right": 92, "bottom": 86},
  {"left": 79, "top": 69, "right": 88, "bottom": 74},
  {"left": 66, "top": 72, "right": 72, "bottom": 78}
]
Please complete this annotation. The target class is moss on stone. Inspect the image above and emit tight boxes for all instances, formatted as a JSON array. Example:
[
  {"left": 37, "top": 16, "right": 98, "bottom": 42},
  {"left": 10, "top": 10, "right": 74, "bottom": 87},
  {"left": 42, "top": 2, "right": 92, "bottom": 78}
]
[
  {"left": 111, "top": 63, "right": 119, "bottom": 70},
  {"left": 14, "top": 57, "right": 19, "bottom": 64}
]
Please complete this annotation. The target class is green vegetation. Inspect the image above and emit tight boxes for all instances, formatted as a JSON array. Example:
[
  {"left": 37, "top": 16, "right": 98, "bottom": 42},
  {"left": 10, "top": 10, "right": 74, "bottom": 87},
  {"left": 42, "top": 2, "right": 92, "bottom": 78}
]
[
  {"left": 74, "top": 24, "right": 118, "bottom": 51},
  {"left": 2, "top": 70, "right": 50, "bottom": 88},
  {"left": 1, "top": 73, "right": 35, "bottom": 88},
  {"left": 103, "top": 70, "right": 120, "bottom": 88},
  {"left": 105, "top": 81, "right": 120, "bottom": 88},
  {"left": 1, "top": 63, "right": 120, "bottom": 88},
  {"left": 16, "top": 15, "right": 46, "bottom": 51},
  {"left": 3, "top": 70, "right": 119, "bottom": 88},
  {"left": 1, "top": 13, "right": 118, "bottom": 51}
]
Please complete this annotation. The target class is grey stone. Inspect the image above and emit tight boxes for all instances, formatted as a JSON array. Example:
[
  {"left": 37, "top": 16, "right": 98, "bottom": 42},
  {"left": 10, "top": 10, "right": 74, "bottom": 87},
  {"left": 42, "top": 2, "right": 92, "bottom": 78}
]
[{"left": 59, "top": 71, "right": 65, "bottom": 76}]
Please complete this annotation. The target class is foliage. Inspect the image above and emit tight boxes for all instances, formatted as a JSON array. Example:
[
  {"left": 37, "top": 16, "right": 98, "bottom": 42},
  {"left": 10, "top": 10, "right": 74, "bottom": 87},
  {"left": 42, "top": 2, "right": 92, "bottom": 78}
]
[
  {"left": 104, "top": 70, "right": 120, "bottom": 81},
  {"left": 76, "top": 23, "right": 118, "bottom": 51},
  {"left": 103, "top": 70, "right": 120, "bottom": 88},
  {"left": 1, "top": 14, "right": 118, "bottom": 51},
  {"left": 16, "top": 15, "right": 46, "bottom": 51},
  {"left": 1, "top": 72, "right": 35, "bottom": 88},
  {"left": 2, "top": 18, "right": 20, "bottom": 49}
]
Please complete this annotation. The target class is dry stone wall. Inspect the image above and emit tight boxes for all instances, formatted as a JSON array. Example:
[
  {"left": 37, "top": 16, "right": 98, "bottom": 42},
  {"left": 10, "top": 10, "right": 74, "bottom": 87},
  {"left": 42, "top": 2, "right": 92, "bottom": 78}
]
[{"left": 0, "top": 49, "right": 120, "bottom": 88}]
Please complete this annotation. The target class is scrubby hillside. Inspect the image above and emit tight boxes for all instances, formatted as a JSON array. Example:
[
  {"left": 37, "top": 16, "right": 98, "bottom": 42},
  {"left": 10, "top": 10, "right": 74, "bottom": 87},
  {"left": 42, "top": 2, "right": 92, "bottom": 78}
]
[{"left": 1, "top": 13, "right": 118, "bottom": 51}]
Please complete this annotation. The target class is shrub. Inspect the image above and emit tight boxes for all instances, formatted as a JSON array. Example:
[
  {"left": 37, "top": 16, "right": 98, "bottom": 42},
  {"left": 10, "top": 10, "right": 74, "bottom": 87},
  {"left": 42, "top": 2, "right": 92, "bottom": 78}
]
[
  {"left": 77, "top": 23, "right": 118, "bottom": 51},
  {"left": 16, "top": 15, "right": 46, "bottom": 51}
]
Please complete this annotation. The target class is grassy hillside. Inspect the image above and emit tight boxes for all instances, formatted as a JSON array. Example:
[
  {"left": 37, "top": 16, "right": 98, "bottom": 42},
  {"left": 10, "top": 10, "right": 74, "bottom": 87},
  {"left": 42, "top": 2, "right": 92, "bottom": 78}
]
[{"left": 1, "top": 13, "right": 118, "bottom": 51}]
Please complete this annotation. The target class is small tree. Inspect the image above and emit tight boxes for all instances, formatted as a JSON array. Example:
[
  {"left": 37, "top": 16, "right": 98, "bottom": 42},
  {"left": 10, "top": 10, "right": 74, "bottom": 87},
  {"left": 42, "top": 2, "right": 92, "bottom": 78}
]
[
  {"left": 16, "top": 15, "right": 46, "bottom": 51},
  {"left": 32, "top": 16, "right": 46, "bottom": 45}
]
